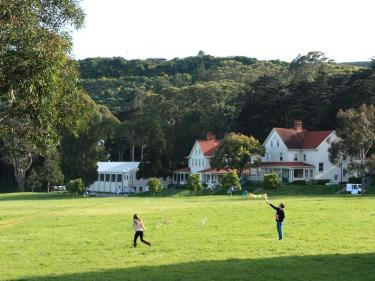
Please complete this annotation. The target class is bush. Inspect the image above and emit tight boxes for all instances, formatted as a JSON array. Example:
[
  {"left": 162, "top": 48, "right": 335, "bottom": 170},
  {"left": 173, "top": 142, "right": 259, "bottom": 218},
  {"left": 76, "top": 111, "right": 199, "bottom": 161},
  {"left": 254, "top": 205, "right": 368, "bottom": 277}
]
[
  {"left": 221, "top": 171, "right": 241, "bottom": 192},
  {"left": 291, "top": 180, "right": 307, "bottom": 185},
  {"left": 148, "top": 178, "right": 163, "bottom": 195},
  {"left": 66, "top": 178, "right": 84, "bottom": 196},
  {"left": 187, "top": 174, "right": 203, "bottom": 192},
  {"left": 263, "top": 173, "right": 281, "bottom": 190},
  {"left": 316, "top": 179, "right": 331, "bottom": 185},
  {"left": 348, "top": 177, "right": 362, "bottom": 184}
]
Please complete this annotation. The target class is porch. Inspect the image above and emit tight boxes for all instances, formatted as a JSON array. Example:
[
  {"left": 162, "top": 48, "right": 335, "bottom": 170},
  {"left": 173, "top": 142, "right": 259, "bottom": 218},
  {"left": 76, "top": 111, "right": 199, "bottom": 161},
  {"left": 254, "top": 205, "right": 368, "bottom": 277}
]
[{"left": 249, "top": 162, "right": 315, "bottom": 183}]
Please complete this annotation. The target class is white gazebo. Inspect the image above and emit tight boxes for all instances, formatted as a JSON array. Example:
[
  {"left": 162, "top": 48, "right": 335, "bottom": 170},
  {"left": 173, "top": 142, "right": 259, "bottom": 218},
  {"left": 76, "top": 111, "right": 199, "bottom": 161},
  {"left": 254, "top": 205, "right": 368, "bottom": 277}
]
[{"left": 89, "top": 162, "right": 140, "bottom": 193}]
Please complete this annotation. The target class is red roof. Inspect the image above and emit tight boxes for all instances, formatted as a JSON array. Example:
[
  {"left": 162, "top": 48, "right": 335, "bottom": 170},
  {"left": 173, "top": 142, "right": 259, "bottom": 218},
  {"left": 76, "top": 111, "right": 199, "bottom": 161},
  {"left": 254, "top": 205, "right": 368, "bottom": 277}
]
[
  {"left": 174, "top": 167, "right": 191, "bottom": 173},
  {"left": 197, "top": 140, "right": 221, "bottom": 156},
  {"left": 275, "top": 128, "right": 333, "bottom": 149},
  {"left": 260, "top": 162, "right": 314, "bottom": 168}
]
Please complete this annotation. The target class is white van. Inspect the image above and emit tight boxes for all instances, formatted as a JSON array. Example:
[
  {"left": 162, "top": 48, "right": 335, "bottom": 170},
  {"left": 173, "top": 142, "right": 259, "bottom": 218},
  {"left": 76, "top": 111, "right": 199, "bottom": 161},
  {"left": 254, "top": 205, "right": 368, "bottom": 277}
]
[{"left": 345, "top": 183, "right": 363, "bottom": 195}]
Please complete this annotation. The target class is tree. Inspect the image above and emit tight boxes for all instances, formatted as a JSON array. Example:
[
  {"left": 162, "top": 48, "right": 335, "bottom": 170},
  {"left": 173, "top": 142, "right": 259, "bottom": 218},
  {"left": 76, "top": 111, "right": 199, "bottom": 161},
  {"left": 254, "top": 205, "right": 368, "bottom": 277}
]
[
  {"left": 60, "top": 100, "right": 119, "bottom": 186},
  {"left": 187, "top": 174, "right": 203, "bottom": 192},
  {"left": 211, "top": 133, "right": 265, "bottom": 177},
  {"left": 38, "top": 152, "right": 64, "bottom": 192},
  {"left": 263, "top": 173, "right": 281, "bottom": 190},
  {"left": 329, "top": 104, "right": 375, "bottom": 182},
  {"left": 220, "top": 171, "right": 241, "bottom": 192},
  {"left": 137, "top": 123, "right": 169, "bottom": 179},
  {"left": 66, "top": 178, "right": 84, "bottom": 197},
  {"left": 147, "top": 178, "right": 163, "bottom": 195},
  {"left": 0, "top": 0, "right": 86, "bottom": 191}
]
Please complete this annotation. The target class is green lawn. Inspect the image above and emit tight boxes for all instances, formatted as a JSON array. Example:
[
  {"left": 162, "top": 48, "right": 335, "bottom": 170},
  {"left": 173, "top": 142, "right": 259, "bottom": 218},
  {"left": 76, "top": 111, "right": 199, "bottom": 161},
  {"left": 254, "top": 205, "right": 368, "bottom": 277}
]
[{"left": 0, "top": 192, "right": 374, "bottom": 281}]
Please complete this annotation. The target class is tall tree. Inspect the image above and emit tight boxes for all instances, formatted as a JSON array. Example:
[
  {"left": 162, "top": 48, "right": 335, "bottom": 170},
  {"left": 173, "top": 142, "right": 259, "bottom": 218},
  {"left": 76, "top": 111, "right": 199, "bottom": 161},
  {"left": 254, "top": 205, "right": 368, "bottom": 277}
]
[
  {"left": 211, "top": 133, "right": 265, "bottom": 177},
  {"left": 137, "top": 123, "right": 169, "bottom": 179},
  {"left": 329, "top": 104, "right": 375, "bottom": 181},
  {"left": 0, "top": 0, "right": 86, "bottom": 191}
]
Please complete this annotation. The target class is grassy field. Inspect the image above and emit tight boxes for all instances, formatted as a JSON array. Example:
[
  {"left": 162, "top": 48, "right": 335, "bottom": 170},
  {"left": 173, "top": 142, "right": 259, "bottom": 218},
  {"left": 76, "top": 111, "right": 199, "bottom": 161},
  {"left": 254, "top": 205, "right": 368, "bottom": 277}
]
[{"left": 0, "top": 192, "right": 374, "bottom": 281}]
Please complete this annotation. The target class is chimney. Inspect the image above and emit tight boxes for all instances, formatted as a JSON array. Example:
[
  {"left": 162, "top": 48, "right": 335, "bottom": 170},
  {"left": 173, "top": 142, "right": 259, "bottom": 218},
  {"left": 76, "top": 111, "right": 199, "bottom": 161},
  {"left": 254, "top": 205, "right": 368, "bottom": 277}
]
[
  {"left": 207, "top": 132, "right": 216, "bottom": 141},
  {"left": 294, "top": 120, "right": 303, "bottom": 131}
]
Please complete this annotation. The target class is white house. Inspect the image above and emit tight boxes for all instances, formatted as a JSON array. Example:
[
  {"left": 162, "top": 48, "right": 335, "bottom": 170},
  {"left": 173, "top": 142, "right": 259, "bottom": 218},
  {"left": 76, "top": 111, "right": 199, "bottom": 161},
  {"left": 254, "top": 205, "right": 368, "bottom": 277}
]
[
  {"left": 173, "top": 133, "right": 238, "bottom": 185},
  {"left": 89, "top": 162, "right": 144, "bottom": 193},
  {"left": 89, "top": 162, "right": 172, "bottom": 194},
  {"left": 250, "top": 120, "right": 349, "bottom": 183}
]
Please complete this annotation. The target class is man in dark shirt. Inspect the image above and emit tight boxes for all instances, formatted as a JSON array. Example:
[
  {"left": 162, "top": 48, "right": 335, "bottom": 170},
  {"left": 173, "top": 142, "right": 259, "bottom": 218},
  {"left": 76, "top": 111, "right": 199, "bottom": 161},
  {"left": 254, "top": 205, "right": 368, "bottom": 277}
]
[{"left": 266, "top": 197, "right": 285, "bottom": 240}]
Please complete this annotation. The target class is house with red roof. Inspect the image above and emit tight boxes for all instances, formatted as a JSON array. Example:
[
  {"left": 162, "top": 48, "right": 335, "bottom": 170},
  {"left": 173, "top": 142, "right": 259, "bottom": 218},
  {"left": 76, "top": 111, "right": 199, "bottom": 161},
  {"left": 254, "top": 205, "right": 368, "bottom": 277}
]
[
  {"left": 173, "top": 132, "right": 234, "bottom": 185},
  {"left": 250, "top": 120, "right": 349, "bottom": 183}
]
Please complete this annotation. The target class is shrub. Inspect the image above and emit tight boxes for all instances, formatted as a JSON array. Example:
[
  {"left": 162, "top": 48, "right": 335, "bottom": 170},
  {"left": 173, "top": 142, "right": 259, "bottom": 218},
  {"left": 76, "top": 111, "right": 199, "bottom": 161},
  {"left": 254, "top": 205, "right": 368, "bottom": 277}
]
[
  {"left": 348, "top": 177, "right": 362, "bottom": 184},
  {"left": 66, "top": 178, "right": 84, "bottom": 196},
  {"left": 291, "top": 180, "right": 307, "bottom": 185},
  {"left": 148, "top": 178, "right": 163, "bottom": 195},
  {"left": 263, "top": 173, "right": 281, "bottom": 190},
  {"left": 221, "top": 171, "right": 241, "bottom": 192},
  {"left": 316, "top": 179, "right": 331, "bottom": 185},
  {"left": 187, "top": 174, "right": 203, "bottom": 192}
]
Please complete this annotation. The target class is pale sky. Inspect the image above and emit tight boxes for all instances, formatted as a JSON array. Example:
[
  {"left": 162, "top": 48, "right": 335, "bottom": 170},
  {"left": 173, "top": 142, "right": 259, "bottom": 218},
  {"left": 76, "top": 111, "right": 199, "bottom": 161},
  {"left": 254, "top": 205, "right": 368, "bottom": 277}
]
[{"left": 72, "top": 0, "right": 375, "bottom": 62}]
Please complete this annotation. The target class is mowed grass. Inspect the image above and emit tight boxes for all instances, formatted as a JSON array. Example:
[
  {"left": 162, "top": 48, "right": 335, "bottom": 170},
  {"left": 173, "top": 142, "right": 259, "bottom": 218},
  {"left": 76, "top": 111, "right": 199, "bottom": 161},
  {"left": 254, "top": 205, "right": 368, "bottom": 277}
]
[{"left": 0, "top": 193, "right": 375, "bottom": 281}]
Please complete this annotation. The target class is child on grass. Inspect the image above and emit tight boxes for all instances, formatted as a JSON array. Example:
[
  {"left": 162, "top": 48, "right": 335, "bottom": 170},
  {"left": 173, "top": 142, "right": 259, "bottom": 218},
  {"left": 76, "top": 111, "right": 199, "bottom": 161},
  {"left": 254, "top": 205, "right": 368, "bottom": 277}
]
[{"left": 133, "top": 214, "right": 151, "bottom": 247}]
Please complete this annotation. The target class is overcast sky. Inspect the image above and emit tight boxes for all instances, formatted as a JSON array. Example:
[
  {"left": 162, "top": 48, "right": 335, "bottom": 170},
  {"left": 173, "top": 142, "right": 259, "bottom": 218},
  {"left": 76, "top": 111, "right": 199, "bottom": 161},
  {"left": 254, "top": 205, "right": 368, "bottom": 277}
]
[{"left": 72, "top": 0, "right": 375, "bottom": 62}]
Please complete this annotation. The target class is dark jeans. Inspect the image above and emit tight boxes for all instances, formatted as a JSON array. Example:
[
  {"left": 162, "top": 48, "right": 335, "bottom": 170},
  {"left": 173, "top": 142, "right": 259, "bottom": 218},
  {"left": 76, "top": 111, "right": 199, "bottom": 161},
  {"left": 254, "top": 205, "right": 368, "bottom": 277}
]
[
  {"left": 277, "top": 221, "right": 284, "bottom": 240},
  {"left": 134, "top": 231, "right": 150, "bottom": 247}
]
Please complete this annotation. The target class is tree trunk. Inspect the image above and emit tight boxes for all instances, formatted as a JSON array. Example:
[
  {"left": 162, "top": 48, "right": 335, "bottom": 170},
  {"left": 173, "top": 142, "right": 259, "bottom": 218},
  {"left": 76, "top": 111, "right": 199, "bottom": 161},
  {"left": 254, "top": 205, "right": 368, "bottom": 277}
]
[
  {"left": 131, "top": 145, "right": 135, "bottom": 162},
  {"left": 12, "top": 153, "right": 33, "bottom": 192}
]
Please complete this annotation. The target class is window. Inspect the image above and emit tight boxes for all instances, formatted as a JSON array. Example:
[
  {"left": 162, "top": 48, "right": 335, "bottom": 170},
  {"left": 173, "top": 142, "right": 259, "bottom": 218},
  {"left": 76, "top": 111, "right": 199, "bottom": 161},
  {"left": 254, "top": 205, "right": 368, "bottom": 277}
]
[
  {"left": 139, "top": 186, "right": 143, "bottom": 192},
  {"left": 293, "top": 169, "right": 304, "bottom": 178},
  {"left": 294, "top": 154, "right": 298, "bottom": 161},
  {"left": 319, "top": 163, "right": 324, "bottom": 172},
  {"left": 277, "top": 140, "right": 280, "bottom": 147},
  {"left": 270, "top": 140, "right": 273, "bottom": 147},
  {"left": 99, "top": 174, "right": 104, "bottom": 181},
  {"left": 266, "top": 153, "right": 271, "bottom": 161},
  {"left": 303, "top": 154, "right": 306, "bottom": 161},
  {"left": 343, "top": 155, "right": 347, "bottom": 161},
  {"left": 111, "top": 174, "right": 116, "bottom": 182},
  {"left": 117, "top": 174, "right": 122, "bottom": 182},
  {"left": 280, "top": 153, "right": 283, "bottom": 161},
  {"left": 105, "top": 174, "right": 110, "bottom": 182},
  {"left": 343, "top": 169, "right": 347, "bottom": 177},
  {"left": 334, "top": 175, "right": 338, "bottom": 181},
  {"left": 304, "top": 170, "right": 309, "bottom": 178},
  {"left": 203, "top": 159, "right": 205, "bottom": 166},
  {"left": 309, "top": 169, "right": 314, "bottom": 178}
]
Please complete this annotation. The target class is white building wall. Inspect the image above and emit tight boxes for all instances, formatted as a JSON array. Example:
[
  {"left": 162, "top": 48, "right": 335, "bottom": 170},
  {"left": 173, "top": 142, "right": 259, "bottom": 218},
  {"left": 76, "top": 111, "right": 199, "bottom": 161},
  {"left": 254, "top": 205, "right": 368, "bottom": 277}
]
[
  {"left": 188, "top": 141, "right": 212, "bottom": 173},
  {"left": 262, "top": 130, "right": 289, "bottom": 162}
]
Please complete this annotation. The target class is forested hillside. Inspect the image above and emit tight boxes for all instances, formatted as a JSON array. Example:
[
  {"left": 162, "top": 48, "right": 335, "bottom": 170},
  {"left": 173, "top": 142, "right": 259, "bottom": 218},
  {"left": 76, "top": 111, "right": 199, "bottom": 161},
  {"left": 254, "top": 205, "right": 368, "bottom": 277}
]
[{"left": 78, "top": 51, "right": 375, "bottom": 171}]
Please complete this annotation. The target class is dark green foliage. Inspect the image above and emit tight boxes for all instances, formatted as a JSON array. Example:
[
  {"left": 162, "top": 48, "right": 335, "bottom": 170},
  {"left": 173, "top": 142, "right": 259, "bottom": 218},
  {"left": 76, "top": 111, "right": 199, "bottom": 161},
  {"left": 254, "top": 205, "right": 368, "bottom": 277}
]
[
  {"left": 66, "top": 178, "right": 84, "bottom": 196},
  {"left": 147, "top": 178, "right": 163, "bottom": 194},
  {"left": 348, "top": 177, "right": 362, "bottom": 184},
  {"left": 221, "top": 171, "right": 241, "bottom": 191},
  {"left": 291, "top": 180, "right": 307, "bottom": 185},
  {"left": 137, "top": 123, "right": 169, "bottom": 179},
  {"left": 315, "top": 179, "right": 331, "bottom": 185},
  {"left": 187, "top": 174, "right": 203, "bottom": 192},
  {"left": 263, "top": 173, "right": 281, "bottom": 190}
]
